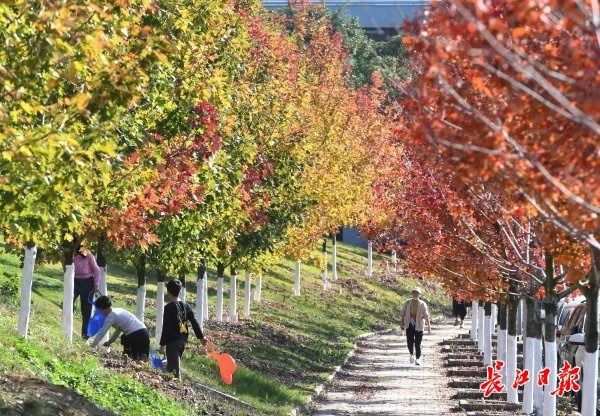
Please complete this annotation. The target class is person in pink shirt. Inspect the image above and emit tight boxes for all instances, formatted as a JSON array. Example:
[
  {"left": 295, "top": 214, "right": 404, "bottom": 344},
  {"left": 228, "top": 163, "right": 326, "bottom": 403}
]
[{"left": 74, "top": 242, "right": 101, "bottom": 339}]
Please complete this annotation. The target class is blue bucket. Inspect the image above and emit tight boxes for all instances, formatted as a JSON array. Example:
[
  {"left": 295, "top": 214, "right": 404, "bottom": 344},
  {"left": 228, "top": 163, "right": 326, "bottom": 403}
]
[
  {"left": 87, "top": 311, "right": 106, "bottom": 337},
  {"left": 150, "top": 350, "right": 164, "bottom": 370}
]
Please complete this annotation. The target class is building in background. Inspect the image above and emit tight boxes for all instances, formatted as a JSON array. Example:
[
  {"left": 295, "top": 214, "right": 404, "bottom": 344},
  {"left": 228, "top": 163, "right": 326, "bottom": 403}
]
[{"left": 262, "top": 0, "right": 429, "bottom": 40}]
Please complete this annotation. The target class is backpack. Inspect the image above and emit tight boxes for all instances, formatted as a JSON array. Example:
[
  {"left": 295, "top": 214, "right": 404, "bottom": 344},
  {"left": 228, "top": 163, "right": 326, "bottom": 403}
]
[{"left": 175, "top": 301, "right": 188, "bottom": 334}]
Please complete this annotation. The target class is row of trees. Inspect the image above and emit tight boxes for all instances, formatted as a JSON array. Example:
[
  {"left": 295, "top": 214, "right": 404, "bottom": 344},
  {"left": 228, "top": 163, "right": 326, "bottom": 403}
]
[
  {"left": 2, "top": 1, "right": 390, "bottom": 343},
  {"left": 362, "top": 1, "right": 599, "bottom": 415}
]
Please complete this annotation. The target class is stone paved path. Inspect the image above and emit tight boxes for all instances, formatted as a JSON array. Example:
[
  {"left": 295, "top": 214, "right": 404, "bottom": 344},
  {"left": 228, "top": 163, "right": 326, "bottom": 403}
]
[{"left": 312, "top": 318, "right": 469, "bottom": 415}]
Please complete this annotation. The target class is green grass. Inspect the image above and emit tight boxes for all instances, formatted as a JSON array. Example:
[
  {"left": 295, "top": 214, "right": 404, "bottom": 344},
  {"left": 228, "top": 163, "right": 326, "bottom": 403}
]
[{"left": 0, "top": 241, "right": 450, "bottom": 415}]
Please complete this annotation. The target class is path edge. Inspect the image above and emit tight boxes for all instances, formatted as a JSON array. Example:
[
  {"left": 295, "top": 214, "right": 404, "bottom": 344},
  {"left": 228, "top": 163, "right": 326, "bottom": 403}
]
[{"left": 289, "top": 327, "right": 396, "bottom": 416}]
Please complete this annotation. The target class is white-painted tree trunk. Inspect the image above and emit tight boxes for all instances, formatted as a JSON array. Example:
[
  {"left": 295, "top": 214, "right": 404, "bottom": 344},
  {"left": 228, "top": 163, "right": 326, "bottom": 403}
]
[
  {"left": 99, "top": 266, "right": 107, "bottom": 295},
  {"left": 491, "top": 303, "right": 497, "bottom": 335},
  {"left": 484, "top": 313, "right": 492, "bottom": 366},
  {"left": 216, "top": 277, "right": 224, "bottom": 322},
  {"left": 135, "top": 285, "right": 146, "bottom": 321},
  {"left": 471, "top": 301, "right": 479, "bottom": 342},
  {"left": 196, "top": 277, "right": 205, "bottom": 328},
  {"left": 322, "top": 255, "right": 328, "bottom": 291},
  {"left": 522, "top": 337, "right": 535, "bottom": 414},
  {"left": 202, "top": 271, "right": 209, "bottom": 320},
  {"left": 391, "top": 250, "right": 397, "bottom": 268},
  {"left": 253, "top": 274, "right": 262, "bottom": 302},
  {"left": 62, "top": 264, "right": 75, "bottom": 341},
  {"left": 332, "top": 241, "right": 338, "bottom": 281},
  {"left": 506, "top": 334, "right": 519, "bottom": 404},
  {"left": 17, "top": 245, "right": 37, "bottom": 338},
  {"left": 478, "top": 306, "right": 485, "bottom": 353},
  {"left": 543, "top": 340, "right": 557, "bottom": 416},
  {"left": 229, "top": 273, "right": 238, "bottom": 322},
  {"left": 498, "top": 329, "right": 507, "bottom": 385},
  {"left": 582, "top": 349, "right": 599, "bottom": 416},
  {"left": 366, "top": 241, "right": 373, "bottom": 277},
  {"left": 533, "top": 337, "right": 543, "bottom": 414},
  {"left": 98, "top": 266, "right": 109, "bottom": 343},
  {"left": 243, "top": 271, "right": 251, "bottom": 318},
  {"left": 155, "top": 282, "right": 165, "bottom": 345},
  {"left": 180, "top": 285, "right": 186, "bottom": 303},
  {"left": 293, "top": 261, "right": 301, "bottom": 296}
]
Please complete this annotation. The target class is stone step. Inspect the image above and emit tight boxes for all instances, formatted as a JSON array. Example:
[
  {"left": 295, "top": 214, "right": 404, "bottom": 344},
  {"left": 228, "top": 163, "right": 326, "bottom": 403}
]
[
  {"left": 453, "top": 388, "right": 523, "bottom": 401},
  {"left": 459, "top": 333, "right": 498, "bottom": 340},
  {"left": 447, "top": 368, "right": 487, "bottom": 378},
  {"left": 445, "top": 354, "right": 524, "bottom": 365},
  {"left": 442, "top": 339, "right": 476, "bottom": 346},
  {"left": 459, "top": 399, "right": 521, "bottom": 413},
  {"left": 449, "top": 378, "right": 485, "bottom": 389},
  {"left": 445, "top": 359, "right": 485, "bottom": 368}
]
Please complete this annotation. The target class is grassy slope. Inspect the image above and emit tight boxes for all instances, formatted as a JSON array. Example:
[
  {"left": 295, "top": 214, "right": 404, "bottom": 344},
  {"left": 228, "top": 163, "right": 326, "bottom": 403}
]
[{"left": 0, "top": 242, "right": 450, "bottom": 415}]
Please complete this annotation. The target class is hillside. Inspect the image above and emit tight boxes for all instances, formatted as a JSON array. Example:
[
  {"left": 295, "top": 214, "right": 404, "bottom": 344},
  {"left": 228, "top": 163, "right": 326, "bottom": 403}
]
[{"left": 0, "top": 242, "right": 449, "bottom": 415}]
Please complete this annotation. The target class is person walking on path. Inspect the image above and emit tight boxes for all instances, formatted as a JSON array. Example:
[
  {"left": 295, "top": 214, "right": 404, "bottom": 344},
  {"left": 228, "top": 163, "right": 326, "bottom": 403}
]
[
  {"left": 159, "top": 279, "right": 208, "bottom": 378},
  {"left": 73, "top": 242, "right": 101, "bottom": 339},
  {"left": 400, "top": 287, "right": 431, "bottom": 365},
  {"left": 91, "top": 295, "right": 150, "bottom": 360},
  {"left": 452, "top": 297, "right": 468, "bottom": 328}
]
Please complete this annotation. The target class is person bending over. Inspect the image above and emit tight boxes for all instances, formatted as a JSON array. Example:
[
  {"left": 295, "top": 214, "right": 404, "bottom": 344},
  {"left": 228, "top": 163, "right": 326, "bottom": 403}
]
[
  {"left": 91, "top": 296, "right": 150, "bottom": 360},
  {"left": 159, "top": 279, "right": 208, "bottom": 378}
]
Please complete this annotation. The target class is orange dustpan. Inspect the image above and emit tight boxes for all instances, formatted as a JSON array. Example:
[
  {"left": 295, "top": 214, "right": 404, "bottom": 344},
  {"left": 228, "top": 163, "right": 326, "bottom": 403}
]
[{"left": 205, "top": 341, "right": 237, "bottom": 385}]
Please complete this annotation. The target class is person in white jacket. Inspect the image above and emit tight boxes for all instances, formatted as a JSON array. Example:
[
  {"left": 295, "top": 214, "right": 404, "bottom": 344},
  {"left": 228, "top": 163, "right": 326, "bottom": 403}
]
[
  {"left": 400, "top": 287, "right": 432, "bottom": 365},
  {"left": 91, "top": 296, "right": 150, "bottom": 360}
]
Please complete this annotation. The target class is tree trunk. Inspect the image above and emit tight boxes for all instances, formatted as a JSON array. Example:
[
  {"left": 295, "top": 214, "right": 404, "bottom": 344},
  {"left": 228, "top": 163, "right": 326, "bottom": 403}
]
[
  {"left": 293, "top": 261, "right": 301, "bottom": 296},
  {"left": 582, "top": 246, "right": 600, "bottom": 416},
  {"left": 491, "top": 303, "right": 497, "bottom": 335},
  {"left": 471, "top": 300, "right": 479, "bottom": 342},
  {"left": 332, "top": 235, "right": 338, "bottom": 281},
  {"left": 61, "top": 241, "right": 77, "bottom": 341},
  {"left": 17, "top": 242, "right": 37, "bottom": 339},
  {"left": 96, "top": 235, "right": 108, "bottom": 295},
  {"left": 216, "top": 263, "right": 224, "bottom": 322},
  {"left": 523, "top": 297, "right": 542, "bottom": 414},
  {"left": 196, "top": 260, "right": 206, "bottom": 328},
  {"left": 155, "top": 270, "right": 166, "bottom": 345},
  {"left": 543, "top": 251, "right": 558, "bottom": 416},
  {"left": 178, "top": 269, "right": 186, "bottom": 302},
  {"left": 95, "top": 237, "right": 109, "bottom": 343},
  {"left": 254, "top": 273, "right": 262, "bottom": 302},
  {"left": 497, "top": 302, "right": 508, "bottom": 385},
  {"left": 506, "top": 296, "right": 519, "bottom": 404},
  {"left": 366, "top": 241, "right": 373, "bottom": 277},
  {"left": 484, "top": 302, "right": 493, "bottom": 366},
  {"left": 243, "top": 271, "right": 251, "bottom": 318},
  {"left": 322, "top": 238, "right": 328, "bottom": 290},
  {"left": 391, "top": 249, "right": 397, "bottom": 270},
  {"left": 478, "top": 302, "right": 485, "bottom": 353},
  {"left": 135, "top": 254, "right": 146, "bottom": 322},
  {"left": 229, "top": 267, "right": 238, "bottom": 323}
]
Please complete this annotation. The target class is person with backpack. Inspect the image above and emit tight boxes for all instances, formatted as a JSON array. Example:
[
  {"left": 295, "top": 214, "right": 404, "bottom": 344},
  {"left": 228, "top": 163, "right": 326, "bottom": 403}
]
[
  {"left": 159, "top": 279, "right": 208, "bottom": 378},
  {"left": 400, "top": 287, "right": 432, "bottom": 365},
  {"left": 91, "top": 295, "right": 150, "bottom": 360}
]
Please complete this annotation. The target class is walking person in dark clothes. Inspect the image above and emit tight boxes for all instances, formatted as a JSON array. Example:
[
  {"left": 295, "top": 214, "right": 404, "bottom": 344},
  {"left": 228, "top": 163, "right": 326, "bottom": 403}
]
[
  {"left": 400, "top": 287, "right": 431, "bottom": 365},
  {"left": 91, "top": 296, "right": 150, "bottom": 360},
  {"left": 159, "top": 279, "right": 208, "bottom": 378},
  {"left": 452, "top": 296, "right": 468, "bottom": 328},
  {"left": 73, "top": 242, "right": 101, "bottom": 339}
]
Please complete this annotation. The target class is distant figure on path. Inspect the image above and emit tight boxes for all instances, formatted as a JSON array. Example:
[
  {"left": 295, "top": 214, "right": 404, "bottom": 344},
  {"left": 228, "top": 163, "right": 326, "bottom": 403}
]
[
  {"left": 73, "top": 242, "right": 101, "bottom": 339},
  {"left": 400, "top": 287, "right": 431, "bottom": 365},
  {"left": 452, "top": 297, "right": 468, "bottom": 328}
]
